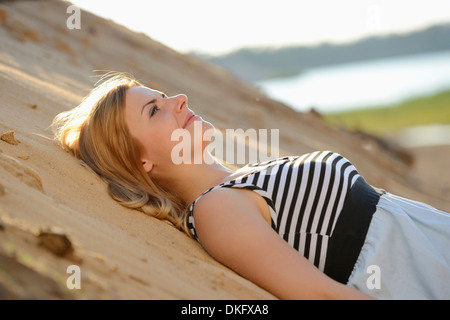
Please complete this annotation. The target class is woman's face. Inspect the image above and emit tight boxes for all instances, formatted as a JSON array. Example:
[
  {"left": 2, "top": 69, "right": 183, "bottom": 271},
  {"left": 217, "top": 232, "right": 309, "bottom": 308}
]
[{"left": 124, "top": 86, "right": 213, "bottom": 172}]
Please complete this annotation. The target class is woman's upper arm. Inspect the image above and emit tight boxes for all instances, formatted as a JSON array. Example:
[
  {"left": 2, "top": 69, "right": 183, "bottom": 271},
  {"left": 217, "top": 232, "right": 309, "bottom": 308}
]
[{"left": 193, "top": 188, "right": 371, "bottom": 300}]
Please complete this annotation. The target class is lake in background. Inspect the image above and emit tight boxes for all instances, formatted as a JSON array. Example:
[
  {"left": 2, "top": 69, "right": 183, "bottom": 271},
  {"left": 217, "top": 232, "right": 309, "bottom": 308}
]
[{"left": 257, "top": 50, "right": 450, "bottom": 114}]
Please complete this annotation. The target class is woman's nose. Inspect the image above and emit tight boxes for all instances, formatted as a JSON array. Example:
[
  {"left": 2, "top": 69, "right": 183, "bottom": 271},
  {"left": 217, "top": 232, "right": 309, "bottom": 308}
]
[{"left": 172, "top": 94, "right": 188, "bottom": 113}]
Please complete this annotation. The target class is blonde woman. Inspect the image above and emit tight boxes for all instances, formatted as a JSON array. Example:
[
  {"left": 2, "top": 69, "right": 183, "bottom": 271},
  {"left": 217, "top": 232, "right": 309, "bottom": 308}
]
[{"left": 53, "top": 73, "right": 450, "bottom": 300}]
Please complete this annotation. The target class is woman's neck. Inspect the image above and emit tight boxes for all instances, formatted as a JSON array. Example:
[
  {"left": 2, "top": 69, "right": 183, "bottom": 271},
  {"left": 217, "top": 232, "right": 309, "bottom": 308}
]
[{"left": 151, "top": 154, "right": 236, "bottom": 205}]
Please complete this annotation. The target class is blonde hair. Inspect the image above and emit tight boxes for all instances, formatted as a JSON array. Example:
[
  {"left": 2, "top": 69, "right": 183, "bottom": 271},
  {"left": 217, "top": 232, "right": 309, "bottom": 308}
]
[{"left": 52, "top": 72, "right": 191, "bottom": 236}]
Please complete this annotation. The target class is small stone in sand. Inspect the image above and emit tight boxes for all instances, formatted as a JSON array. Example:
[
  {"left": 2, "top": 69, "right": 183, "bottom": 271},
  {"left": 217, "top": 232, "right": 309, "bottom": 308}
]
[
  {"left": 1, "top": 131, "right": 20, "bottom": 145},
  {"left": 37, "top": 229, "right": 74, "bottom": 257}
]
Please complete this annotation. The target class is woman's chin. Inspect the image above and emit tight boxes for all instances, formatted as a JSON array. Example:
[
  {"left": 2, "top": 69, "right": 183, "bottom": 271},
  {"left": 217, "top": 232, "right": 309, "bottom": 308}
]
[
  {"left": 187, "top": 118, "right": 215, "bottom": 135},
  {"left": 197, "top": 117, "right": 214, "bottom": 129}
]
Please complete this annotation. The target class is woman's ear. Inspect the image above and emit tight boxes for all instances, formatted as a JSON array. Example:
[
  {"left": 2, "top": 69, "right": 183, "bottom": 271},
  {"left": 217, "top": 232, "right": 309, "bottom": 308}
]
[{"left": 141, "top": 160, "right": 153, "bottom": 173}]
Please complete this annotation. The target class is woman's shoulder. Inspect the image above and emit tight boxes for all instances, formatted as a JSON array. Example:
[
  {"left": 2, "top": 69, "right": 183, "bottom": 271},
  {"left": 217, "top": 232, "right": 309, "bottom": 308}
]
[
  {"left": 193, "top": 186, "right": 259, "bottom": 217},
  {"left": 193, "top": 185, "right": 271, "bottom": 224},
  {"left": 190, "top": 186, "right": 272, "bottom": 243}
]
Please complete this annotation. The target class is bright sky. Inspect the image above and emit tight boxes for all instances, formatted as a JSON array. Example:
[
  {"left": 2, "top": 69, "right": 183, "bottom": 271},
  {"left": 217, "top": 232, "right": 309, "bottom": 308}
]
[{"left": 69, "top": 0, "right": 450, "bottom": 55}]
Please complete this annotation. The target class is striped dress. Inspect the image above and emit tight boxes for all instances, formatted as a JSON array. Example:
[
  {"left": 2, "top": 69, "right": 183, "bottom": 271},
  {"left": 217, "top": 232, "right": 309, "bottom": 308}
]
[{"left": 187, "top": 150, "right": 383, "bottom": 283}]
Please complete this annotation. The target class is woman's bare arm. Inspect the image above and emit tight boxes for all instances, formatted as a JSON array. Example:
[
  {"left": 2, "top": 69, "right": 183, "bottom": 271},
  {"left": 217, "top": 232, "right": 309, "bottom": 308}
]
[{"left": 193, "top": 187, "right": 373, "bottom": 300}]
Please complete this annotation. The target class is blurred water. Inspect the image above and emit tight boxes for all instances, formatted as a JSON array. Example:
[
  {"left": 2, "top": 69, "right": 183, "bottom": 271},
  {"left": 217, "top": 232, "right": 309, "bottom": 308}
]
[
  {"left": 257, "top": 50, "right": 450, "bottom": 113},
  {"left": 394, "top": 124, "right": 450, "bottom": 147}
]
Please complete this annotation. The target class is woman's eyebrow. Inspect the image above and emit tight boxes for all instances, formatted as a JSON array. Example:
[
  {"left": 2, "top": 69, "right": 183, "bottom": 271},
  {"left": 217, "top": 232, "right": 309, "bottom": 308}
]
[
  {"left": 140, "top": 99, "right": 156, "bottom": 115},
  {"left": 140, "top": 93, "right": 166, "bottom": 115}
]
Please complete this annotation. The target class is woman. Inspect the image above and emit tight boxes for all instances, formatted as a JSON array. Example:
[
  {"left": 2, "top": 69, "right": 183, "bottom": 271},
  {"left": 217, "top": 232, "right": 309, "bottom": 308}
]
[{"left": 52, "top": 73, "right": 450, "bottom": 300}]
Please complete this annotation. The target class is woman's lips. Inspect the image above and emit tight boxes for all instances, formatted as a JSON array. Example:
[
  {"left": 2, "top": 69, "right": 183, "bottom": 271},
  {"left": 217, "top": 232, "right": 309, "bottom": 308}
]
[{"left": 183, "top": 113, "right": 201, "bottom": 128}]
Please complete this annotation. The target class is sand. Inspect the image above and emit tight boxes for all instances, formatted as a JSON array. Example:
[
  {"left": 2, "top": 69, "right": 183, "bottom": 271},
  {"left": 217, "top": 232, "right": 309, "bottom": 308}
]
[{"left": 0, "top": 1, "right": 448, "bottom": 300}]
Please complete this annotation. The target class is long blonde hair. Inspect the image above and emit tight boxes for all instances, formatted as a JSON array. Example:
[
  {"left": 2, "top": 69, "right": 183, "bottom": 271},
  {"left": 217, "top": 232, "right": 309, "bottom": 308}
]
[{"left": 52, "top": 73, "right": 191, "bottom": 236}]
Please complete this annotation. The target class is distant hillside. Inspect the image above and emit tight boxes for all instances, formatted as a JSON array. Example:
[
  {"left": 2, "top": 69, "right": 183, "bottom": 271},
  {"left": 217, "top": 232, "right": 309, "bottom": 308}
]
[
  {"left": 325, "top": 89, "right": 450, "bottom": 137},
  {"left": 197, "top": 23, "right": 450, "bottom": 82}
]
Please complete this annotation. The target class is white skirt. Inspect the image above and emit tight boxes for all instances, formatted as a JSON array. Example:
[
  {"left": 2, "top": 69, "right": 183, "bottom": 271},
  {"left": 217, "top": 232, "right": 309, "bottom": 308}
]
[{"left": 346, "top": 192, "right": 450, "bottom": 300}]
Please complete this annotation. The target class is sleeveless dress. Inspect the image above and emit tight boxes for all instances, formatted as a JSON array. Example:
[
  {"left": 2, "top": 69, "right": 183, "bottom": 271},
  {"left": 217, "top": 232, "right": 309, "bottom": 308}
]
[{"left": 187, "top": 150, "right": 450, "bottom": 299}]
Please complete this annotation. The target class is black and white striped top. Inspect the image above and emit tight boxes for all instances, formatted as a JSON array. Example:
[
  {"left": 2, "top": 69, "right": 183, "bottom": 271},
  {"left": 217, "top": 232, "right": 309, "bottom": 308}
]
[{"left": 187, "top": 150, "right": 381, "bottom": 283}]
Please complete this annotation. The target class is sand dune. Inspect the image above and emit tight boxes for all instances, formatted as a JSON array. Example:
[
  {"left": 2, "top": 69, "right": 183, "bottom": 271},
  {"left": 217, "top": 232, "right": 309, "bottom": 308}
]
[{"left": 0, "top": 1, "right": 448, "bottom": 299}]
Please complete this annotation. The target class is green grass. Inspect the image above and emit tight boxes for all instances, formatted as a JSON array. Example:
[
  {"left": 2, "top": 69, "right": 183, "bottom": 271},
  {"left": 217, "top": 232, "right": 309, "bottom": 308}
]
[{"left": 324, "top": 90, "right": 450, "bottom": 137}]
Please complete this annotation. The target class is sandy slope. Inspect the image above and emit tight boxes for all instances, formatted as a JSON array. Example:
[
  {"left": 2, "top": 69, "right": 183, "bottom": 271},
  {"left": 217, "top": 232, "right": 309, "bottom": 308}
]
[{"left": 0, "top": 1, "right": 448, "bottom": 299}]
